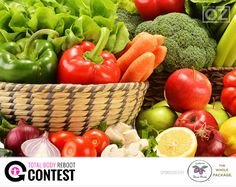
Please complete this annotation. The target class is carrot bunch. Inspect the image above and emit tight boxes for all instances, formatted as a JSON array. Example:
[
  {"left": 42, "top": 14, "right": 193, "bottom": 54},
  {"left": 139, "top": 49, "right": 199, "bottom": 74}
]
[{"left": 117, "top": 32, "right": 167, "bottom": 83}]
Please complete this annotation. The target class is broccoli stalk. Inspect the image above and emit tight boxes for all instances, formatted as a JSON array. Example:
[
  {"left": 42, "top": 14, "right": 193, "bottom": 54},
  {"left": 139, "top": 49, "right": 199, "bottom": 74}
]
[{"left": 214, "top": 15, "right": 236, "bottom": 67}]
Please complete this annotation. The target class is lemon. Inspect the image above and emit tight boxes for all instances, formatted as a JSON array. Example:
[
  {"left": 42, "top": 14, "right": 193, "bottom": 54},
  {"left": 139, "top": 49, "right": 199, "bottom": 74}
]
[
  {"left": 220, "top": 117, "right": 236, "bottom": 156},
  {"left": 155, "top": 127, "right": 197, "bottom": 157}
]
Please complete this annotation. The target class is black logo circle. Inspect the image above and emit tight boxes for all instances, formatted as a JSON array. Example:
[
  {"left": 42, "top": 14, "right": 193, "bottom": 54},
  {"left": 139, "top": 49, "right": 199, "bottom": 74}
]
[{"left": 5, "top": 161, "right": 26, "bottom": 182}]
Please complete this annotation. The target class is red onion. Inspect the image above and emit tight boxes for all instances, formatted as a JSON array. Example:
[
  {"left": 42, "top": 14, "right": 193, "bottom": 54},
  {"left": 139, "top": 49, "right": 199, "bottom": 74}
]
[
  {"left": 196, "top": 128, "right": 226, "bottom": 157},
  {"left": 21, "top": 131, "right": 60, "bottom": 157},
  {"left": 5, "top": 119, "right": 41, "bottom": 156}
]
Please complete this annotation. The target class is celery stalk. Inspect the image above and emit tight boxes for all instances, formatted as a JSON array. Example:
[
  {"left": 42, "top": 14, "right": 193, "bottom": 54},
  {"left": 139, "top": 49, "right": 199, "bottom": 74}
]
[
  {"left": 216, "top": 2, "right": 236, "bottom": 39},
  {"left": 213, "top": 15, "right": 236, "bottom": 67},
  {"left": 224, "top": 38, "right": 236, "bottom": 66}
]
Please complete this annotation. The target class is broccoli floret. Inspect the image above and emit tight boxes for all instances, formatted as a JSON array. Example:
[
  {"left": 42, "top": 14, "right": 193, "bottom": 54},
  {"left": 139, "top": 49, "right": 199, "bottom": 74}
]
[
  {"left": 116, "top": 9, "right": 143, "bottom": 39},
  {"left": 135, "top": 13, "right": 217, "bottom": 72}
]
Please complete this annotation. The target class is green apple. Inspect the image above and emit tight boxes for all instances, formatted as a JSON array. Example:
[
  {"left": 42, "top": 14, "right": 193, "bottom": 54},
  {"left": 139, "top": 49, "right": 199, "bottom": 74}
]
[
  {"left": 136, "top": 106, "right": 178, "bottom": 132},
  {"left": 153, "top": 100, "right": 181, "bottom": 116},
  {"left": 205, "top": 101, "right": 229, "bottom": 128},
  {"left": 153, "top": 100, "right": 169, "bottom": 108}
]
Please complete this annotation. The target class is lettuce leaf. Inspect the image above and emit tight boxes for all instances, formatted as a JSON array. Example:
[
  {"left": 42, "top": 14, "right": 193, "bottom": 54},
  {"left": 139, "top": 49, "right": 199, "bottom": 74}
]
[{"left": 0, "top": 0, "right": 129, "bottom": 53}]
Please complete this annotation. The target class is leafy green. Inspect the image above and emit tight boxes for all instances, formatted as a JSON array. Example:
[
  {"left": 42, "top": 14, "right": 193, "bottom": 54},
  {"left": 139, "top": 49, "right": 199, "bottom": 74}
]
[
  {"left": 142, "top": 137, "right": 158, "bottom": 157},
  {"left": 135, "top": 119, "right": 160, "bottom": 139},
  {"left": 191, "top": 0, "right": 228, "bottom": 3},
  {"left": 111, "top": 0, "right": 137, "bottom": 14},
  {"left": 93, "top": 121, "right": 108, "bottom": 132},
  {"left": 0, "top": 0, "right": 130, "bottom": 54}
]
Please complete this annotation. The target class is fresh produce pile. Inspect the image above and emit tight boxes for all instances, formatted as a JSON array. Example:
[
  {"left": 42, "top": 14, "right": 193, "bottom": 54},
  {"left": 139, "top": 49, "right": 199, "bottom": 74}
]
[
  {"left": 136, "top": 68, "right": 236, "bottom": 157},
  {"left": 0, "top": 0, "right": 236, "bottom": 157}
]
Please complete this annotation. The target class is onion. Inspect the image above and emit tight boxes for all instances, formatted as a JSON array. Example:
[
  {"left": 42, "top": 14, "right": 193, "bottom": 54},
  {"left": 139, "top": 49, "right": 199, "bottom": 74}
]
[
  {"left": 21, "top": 131, "right": 61, "bottom": 157},
  {"left": 196, "top": 128, "right": 226, "bottom": 157},
  {"left": 5, "top": 119, "right": 41, "bottom": 156}
]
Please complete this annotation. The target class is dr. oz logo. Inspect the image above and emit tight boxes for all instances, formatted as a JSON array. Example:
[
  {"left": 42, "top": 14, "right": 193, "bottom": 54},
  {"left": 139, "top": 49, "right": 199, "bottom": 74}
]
[
  {"left": 5, "top": 161, "right": 26, "bottom": 182},
  {"left": 187, "top": 160, "right": 212, "bottom": 182}
]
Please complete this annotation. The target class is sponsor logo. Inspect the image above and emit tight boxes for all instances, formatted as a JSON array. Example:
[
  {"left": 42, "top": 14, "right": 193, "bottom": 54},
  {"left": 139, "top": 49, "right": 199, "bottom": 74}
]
[{"left": 187, "top": 160, "right": 212, "bottom": 182}]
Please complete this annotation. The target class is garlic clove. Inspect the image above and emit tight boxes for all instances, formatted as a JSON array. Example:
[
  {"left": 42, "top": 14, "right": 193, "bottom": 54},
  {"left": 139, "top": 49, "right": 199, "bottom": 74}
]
[
  {"left": 101, "top": 144, "right": 127, "bottom": 157},
  {"left": 101, "top": 144, "right": 119, "bottom": 157},
  {"left": 114, "top": 122, "right": 132, "bottom": 134},
  {"left": 105, "top": 126, "right": 125, "bottom": 144},
  {"left": 108, "top": 148, "right": 127, "bottom": 157},
  {"left": 124, "top": 142, "right": 141, "bottom": 156},
  {"left": 134, "top": 151, "right": 145, "bottom": 157},
  {"left": 123, "top": 129, "right": 140, "bottom": 145}
]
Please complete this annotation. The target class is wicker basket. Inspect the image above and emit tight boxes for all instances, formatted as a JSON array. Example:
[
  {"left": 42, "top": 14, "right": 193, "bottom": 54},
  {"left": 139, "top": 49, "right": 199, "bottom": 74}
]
[
  {"left": 0, "top": 82, "right": 149, "bottom": 135},
  {"left": 143, "top": 67, "right": 235, "bottom": 109}
]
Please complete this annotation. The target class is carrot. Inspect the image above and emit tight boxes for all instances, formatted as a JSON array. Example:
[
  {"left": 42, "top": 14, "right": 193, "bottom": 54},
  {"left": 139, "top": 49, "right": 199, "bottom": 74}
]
[
  {"left": 154, "top": 35, "right": 165, "bottom": 46},
  {"left": 153, "top": 46, "right": 167, "bottom": 68},
  {"left": 116, "top": 32, "right": 152, "bottom": 59},
  {"left": 129, "top": 32, "right": 155, "bottom": 46},
  {"left": 120, "top": 52, "right": 155, "bottom": 83},
  {"left": 117, "top": 32, "right": 157, "bottom": 75},
  {"left": 141, "top": 46, "right": 167, "bottom": 81},
  {"left": 140, "top": 63, "right": 155, "bottom": 82}
]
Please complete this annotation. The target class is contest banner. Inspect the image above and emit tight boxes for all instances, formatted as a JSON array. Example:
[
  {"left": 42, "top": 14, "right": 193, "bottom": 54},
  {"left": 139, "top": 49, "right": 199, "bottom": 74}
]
[{"left": 0, "top": 158, "right": 235, "bottom": 187}]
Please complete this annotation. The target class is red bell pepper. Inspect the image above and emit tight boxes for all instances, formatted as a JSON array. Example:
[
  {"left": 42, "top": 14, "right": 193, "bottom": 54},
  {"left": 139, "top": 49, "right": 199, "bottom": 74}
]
[
  {"left": 221, "top": 69, "right": 236, "bottom": 116},
  {"left": 58, "top": 28, "right": 121, "bottom": 84},
  {"left": 134, "top": 0, "right": 185, "bottom": 20}
]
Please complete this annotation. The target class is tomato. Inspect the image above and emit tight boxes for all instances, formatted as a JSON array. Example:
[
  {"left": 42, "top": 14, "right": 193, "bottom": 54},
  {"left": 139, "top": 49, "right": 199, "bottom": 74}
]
[
  {"left": 219, "top": 117, "right": 236, "bottom": 156},
  {"left": 61, "top": 136, "right": 97, "bottom": 157},
  {"left": 83, "top": 129, "right": 110, "bottom": 156},
  {"left": 49, "top": 131, "right": 75, "bottom": 151},
  {"left": 221, "top": 69, "right": 236, "bottom": 116},
  {"left": 231, "top": 153, "right": 236, "bottom": 157}
]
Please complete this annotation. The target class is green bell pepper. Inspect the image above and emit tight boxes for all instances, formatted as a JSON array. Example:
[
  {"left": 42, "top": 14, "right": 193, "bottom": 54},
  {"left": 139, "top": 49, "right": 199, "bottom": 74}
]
[
  {"left": 0, "top": 113, "right": 15, "bottom": 138},
  {"left": 0, "top": 29, "right": 58, "bottom": 83}
]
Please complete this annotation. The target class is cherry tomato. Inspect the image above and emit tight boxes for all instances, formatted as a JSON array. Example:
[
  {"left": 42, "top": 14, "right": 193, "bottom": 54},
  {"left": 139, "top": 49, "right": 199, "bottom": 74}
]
[
  {"left": 231, "top": 153, "right": 236, "bottom": 157},
  {"left": 61, "top": 136, "right": 97, "bottom": 157},
  {"left": 83, "top": 129, "right": 110, "bottom": 156},
  {"left": 49, "top": 131, "right": 75, "bottom": 151}
]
